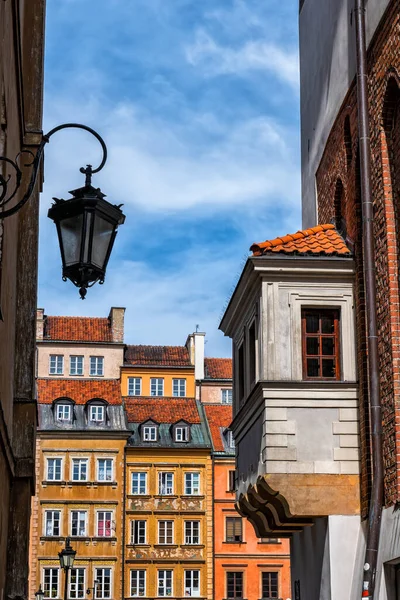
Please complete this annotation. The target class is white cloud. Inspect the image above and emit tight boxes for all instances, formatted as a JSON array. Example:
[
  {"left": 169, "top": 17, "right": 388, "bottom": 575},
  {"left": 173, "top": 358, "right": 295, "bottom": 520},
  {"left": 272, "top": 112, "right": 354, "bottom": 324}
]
[{"left": 185, "top": 30, "right": 299, "bottom": 89}]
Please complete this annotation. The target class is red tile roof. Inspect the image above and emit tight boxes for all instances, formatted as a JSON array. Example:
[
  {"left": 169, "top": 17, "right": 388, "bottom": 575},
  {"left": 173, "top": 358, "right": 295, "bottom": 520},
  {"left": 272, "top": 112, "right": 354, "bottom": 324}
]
[
  {"left": 44, "top": 316, "right": 113, "bottom": 342},
  {"left": 124, "top": 398, "right": 201, "bottom": 424},
  {"left": 37, "top": 379, "right": 121, "bottom": 405},
  {"left": 125, "top": 345, "right": 192, "bottom": 367},
  {"left": 204, "top": 404, "right": 232, "bottom": 451},
  {"left": 204, "top": 357, "right": 232, "bottom": 380},
  {"left": 250, "top": 224, "right": 351, "bottom": 257}
]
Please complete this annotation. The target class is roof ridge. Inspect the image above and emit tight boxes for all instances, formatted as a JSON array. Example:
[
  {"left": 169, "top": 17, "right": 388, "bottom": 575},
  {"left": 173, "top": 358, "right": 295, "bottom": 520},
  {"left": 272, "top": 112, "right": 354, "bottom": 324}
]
[{"left": 46, "top": 315, "right": 109, "bottom": 320}]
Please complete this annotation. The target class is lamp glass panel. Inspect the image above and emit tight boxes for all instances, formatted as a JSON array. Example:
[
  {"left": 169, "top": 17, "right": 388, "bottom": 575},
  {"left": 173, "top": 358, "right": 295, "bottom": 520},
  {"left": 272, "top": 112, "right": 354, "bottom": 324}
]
[
  {"left": 63, "top": 552, "right": 75, "bottom": 568},
  {"left": 82, "top": 212, "right": 93, "bottom": 263},
  {"left": 91, "top": 215, "right": 114, "bottom": 269},
  {"left": 59, "top": 214, "right": 83, "bottom": 266}
]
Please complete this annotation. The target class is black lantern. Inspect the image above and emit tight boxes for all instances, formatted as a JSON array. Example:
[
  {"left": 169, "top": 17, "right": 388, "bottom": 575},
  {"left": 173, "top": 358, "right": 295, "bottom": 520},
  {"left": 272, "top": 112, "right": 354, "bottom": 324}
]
[
  {"left": 35, "top": 586, "right": 45, "bottom": 600},
  {"left": 0, "top": 123, "right": 126, "bottom": 300},
  {"left": 58, "top": 537, "right": 76, "bottom": 570},
  {"left": 48, "top": 166, "right": 125, "bottom": 299}
]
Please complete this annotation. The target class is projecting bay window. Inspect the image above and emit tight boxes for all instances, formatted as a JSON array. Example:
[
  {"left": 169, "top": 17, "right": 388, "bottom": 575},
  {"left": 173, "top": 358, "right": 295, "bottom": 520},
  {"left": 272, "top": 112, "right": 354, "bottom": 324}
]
[
  {"left": 262, "top": 572, "right": 279, "bottom": 599},
  {"left": 184, "top": 472, "right": 200, "bottom": 495},
  {"left": 302, "top": 308, "right": 340, "bottom": 380},
  {"left": 44, "top": 510, "right": 61, "bottom": 537},
  {"left": 158, "top": 472, "right": 174, "bottom": 495},
  {"left": 128, "top": 377, "right": 142, "bottom": 396},
  {"left": 71, "top": 511, "right": 87, "bottom": 537},
  {"left": 226, "top": 572, "right": 243, "bottom": 600},
  {"left": 131, "top": 520, "right": 147, "bottom": 544},
  {"left": 95, "top": 568, "right": 111, "bottom": 599},
  {"left": 157, "top": 570, "right": 173, "bottom": 597},
  {"left": 130, "top": 570, "right": 146, "bottom": 597},
  {"left": 131, "top": 472, "right": 147, "bottom": 495},
  {"left": 184, "top": 521, "right": 200, "bottom": 545},
  {"left": 185, "top": 571, "right": 200, "bottom": 597},
  {"left": 97, "top": 511, "right": 113, "bottom": 538},
  {"left": 226, "top": 517, "right": 242, "bottom": 542},
  {"left": 69, "top": 568, "right": 85, "bottom": 599},
  {"left": 43, "top": 568, "right": 59, "bottom": 599},
  {"left": 158, "top": 520, "right": 174, "bottom": 544}
]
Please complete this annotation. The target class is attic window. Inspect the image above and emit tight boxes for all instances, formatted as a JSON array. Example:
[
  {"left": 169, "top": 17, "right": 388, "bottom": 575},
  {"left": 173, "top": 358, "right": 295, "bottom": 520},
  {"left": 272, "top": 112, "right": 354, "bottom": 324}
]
[
  {"left": 143, "top": 425, "right": 157, "bottom": 442},
  {"left": 225, "top": 430, "right": 235, "bottom": 449},
  {"left": 175, "top": 426, "right": 189, "bottom": 442},
  {"left": 56, "top": 403, "right": 71, "bottom": 421},
  {"left": 90, "top": 405, "right": 105, "bottom": 422}
]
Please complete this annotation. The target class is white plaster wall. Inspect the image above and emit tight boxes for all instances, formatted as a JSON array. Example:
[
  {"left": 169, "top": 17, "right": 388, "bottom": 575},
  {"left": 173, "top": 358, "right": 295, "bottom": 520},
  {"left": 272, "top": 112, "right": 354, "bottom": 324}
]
[
  {"left": 37, "top": 343, "right": 124, "bottom": 379},
  {"left": 376, "top": 506, "right": 400, "bottom": 599}
]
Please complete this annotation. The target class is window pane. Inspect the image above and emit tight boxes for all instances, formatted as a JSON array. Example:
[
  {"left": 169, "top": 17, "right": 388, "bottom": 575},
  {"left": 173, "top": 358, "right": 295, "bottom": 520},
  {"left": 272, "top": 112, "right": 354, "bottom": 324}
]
[
  {"left": 305, "top": 314, "right": 319, "bottom": 333},
  {"left": 321, "top": 314, "right": 334, "bottom": 333},
  {"left": 306, "top": 358, "right": 319, "bottom": 377},
  {"left": 322, "top": 337, "right": 334, "bottom": 355},
  {"left": 306, "top": 337, "right": 319, "bottom": 355},
  {"left": 322, "top": 359, "right": 335, "bottom": 378}
]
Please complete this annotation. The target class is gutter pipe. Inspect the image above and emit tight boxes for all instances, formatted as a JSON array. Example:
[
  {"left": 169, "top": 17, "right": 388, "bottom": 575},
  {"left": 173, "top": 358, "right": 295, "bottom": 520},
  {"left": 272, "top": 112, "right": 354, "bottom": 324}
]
[{"left": 354, "top": 1, "right": 384, "bottom": 597}]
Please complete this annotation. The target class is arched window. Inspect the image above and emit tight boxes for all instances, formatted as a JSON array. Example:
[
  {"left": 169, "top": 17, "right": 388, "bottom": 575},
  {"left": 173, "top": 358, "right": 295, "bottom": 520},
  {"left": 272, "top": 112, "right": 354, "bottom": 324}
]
[
  {"left": 344, "top": 115, "right": 353, "bottom": 169},
  {"left": 334, "top": 178, "right": 346, "bottom": 235},
  {"left": 53, "top": 397, "right": 74, "bottom": 423}
]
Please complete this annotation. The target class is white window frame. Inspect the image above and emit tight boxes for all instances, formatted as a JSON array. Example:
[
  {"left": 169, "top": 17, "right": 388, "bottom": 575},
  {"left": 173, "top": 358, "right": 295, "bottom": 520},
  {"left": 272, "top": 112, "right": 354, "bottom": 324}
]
[
  {"left": 175, "top": 426, "right": 188, "bottom": 442},
  {"left": 69, "top": 568, "right": 86, "bottom": 599},
  {"left": 42, "top": 567, "right": 60, "bottom": 599},
  {"left": 90, "top": 405, "right": 105, "bottom": 422},
  {"left": 49, "top": 355, "right": 64, "bottom": 375},
  {"left": 157, "top": 570, "right": 173, "bottom": 598},
  {"left": 143, "top": 425, "right": 157, "bottom": 441},
  {"left": 56, "top": 404, "right": 71, "bottom": 421},
  {"left": 227, "top": 430, "right": 235, "bottom": 449},
  {"left": 44, "top": 510, "right": 61, "bottom": 537},
  {"left": 96, "top": 510, "right": 113, "bottom": 538},
  {"left": 172, "top": 378, "right": 186, "bottom": 397},
  {"left": 184, "top": 570, "right": 200, "bottom": 597},
  {"left": 70, "top": 510, "right": 87, "bottom": 537},
  {"left": 158, "top": 472, "right": 174, "bottom": 496},
  {"left": 128, "top": 377, "right": 142, "bottom": 396},
  {"left": 130, "top": 520, "right": 147, "bottom": 544},
  {"left": 97, "top": 458, "right": 113, "bottom": 482},
  {"left": 94, "top": 568, "right": 112, "bottom": 599},
  {"left": 158, "top": 520, "right": 174, "bottom": 545},
  {"left": 90, "top": 356, "right": 104, "bottom": 377},
  {"left": 184, "top": 521, "right": 200, "bottom": 545},
  {"left": 130, "top": 570, "right": 146, "bottom": 598},
  {"left": 221, "top": 389, "right": 233, "bottom": 404},
  {"left": 184, "top": 472, "right": 200, "bottom": 495},
  {"left": 46, "top": 457, "right": 63, "bottom": 481},
  {"left": 150, "top": 378, "right": 164, "bottom": 396},
  {"left": 71, "top": 458, "right": 88, "bottom": 482},
  {"left": 70, "top": 355, "right": 84, "bottom": 376},
  {"left": 131, "top": 472, "right": 147, "bottom": 495}
]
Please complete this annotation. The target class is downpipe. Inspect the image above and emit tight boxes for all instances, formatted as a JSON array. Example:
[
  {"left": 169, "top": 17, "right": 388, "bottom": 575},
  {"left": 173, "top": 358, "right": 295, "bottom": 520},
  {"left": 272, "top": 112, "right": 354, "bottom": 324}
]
[{"left": 354, "top": 1, "right": 384, "bottom": 598}]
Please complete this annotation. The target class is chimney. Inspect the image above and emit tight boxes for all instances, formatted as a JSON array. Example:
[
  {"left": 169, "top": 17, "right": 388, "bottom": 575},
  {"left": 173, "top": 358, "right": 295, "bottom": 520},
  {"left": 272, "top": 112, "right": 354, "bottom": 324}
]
[
  {"left": 186, "top": 330, "right": 205, "bottom": 381},
  {"left": 36, "top": 308, "right": 45, "bottom": 341},
  {"left": 108, "top": 307, "right": 125, "bottom": 343}
]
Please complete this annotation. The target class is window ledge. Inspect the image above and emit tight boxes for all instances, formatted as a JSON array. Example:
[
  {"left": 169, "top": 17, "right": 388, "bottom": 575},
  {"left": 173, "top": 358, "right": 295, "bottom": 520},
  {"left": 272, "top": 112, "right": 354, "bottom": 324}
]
[
  {"left": 153, "top": 544, "right": 178, "bottom": 548},
  {"left": 42, "top": 480, "right": 66, "bottom": 485},
  {"left": 257, "top": 541, "right": 282, "bottom": 545},
  {"left": 128, "top": 495, "right": 151, "bottom": 499},
  {"left": 40, "top": 536, "right": 65, "bottom": 541},
  {"left": 126, "top": 544, "right": 151, "bottom": 548},
  {"left": 92, "top": 536, "right": 117, "bottom": 542},
  {"left": 181, "top": 495, "right": 204, "bottom": 499},
  {"left": 154, "top": 495, "right": 178, "bottom": 499},
  {"left": 67, "top": 481, "right": 91, "bottom": 485},
  {"left": 179, "top": 544, "right": 204, "bottom": 548},
  {"left": 70, "top": 536, "right": 91, "bottom": 541},
  {"left": 95, "top": 481, "right": 118, "bottom": 486},
  {"left": 223, "top": 541, "right": 246, "bottom": 544}
]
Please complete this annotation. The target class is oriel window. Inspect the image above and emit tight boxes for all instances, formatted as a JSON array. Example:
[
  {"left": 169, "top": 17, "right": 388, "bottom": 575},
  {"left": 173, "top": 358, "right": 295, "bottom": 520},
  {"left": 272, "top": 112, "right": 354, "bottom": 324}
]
[{"left": 301, "top": 309, "right": 340, "bottom": 380}]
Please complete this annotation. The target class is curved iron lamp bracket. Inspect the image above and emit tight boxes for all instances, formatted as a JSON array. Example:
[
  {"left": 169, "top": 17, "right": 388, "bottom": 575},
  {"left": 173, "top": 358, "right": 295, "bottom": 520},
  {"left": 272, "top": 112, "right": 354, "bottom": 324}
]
[{"left": 0, "top": 123, "right": 107, "bottom": 219}]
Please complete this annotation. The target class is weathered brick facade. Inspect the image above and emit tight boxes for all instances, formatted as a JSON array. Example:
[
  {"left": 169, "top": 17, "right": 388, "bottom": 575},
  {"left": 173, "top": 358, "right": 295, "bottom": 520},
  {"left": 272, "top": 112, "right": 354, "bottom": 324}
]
[{"left": 315, "top": 0, "right": 400, "bottom": 512}]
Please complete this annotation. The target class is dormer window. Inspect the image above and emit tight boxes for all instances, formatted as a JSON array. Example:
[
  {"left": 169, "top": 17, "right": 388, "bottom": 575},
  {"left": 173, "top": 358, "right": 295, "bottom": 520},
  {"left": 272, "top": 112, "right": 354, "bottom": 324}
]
[
  {"left": 56, "top": 403, "right": 71, "bottom": 421},
  {"left": 90, "top": 405, "right": 105, "bottom": 423},
  {"left": 225, "top": 429, "right": 235, "bottom": 449},
  {"left": 143, "top": 425, "right": 157, "bottom": 442},
  {"left": 175, "top": 426, "right": 189, "bottom": 442}
]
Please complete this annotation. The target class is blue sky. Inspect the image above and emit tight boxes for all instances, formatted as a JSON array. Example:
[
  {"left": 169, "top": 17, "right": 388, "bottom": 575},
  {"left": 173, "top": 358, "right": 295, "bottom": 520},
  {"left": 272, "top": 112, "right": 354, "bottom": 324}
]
[{"left": 39, "top": 0, "right": 301, "bottom": 356}]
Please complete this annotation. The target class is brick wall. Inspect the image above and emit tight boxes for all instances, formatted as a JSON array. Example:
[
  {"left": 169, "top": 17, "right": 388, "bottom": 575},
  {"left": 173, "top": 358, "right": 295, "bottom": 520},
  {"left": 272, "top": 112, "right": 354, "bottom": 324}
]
[{"left": 315, "top": 0, "right": 400, "bottom": 512}]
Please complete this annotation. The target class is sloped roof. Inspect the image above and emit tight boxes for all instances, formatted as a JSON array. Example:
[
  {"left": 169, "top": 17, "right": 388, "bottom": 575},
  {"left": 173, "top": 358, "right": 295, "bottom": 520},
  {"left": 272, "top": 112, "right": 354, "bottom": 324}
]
[
  {"left": 204, "top": 357, "right": 232, "bottom": 380},
  {"left": 250, "top": 224, "right": 351, "bottom": 257},
  {"left": 37, "top": 378, "right": 121, "bottom": 405},
  {"left": 43, "top": 316, "right": 113, "bottom": 342},
  {"left": 204, "top": 404, "right": 233, "bottom": 452},
  {"left": 124, "top": 398, "right": 201, "bottom": 424},
  {"left": 125, "top": 345, "right": 192, "bottom": 367}
]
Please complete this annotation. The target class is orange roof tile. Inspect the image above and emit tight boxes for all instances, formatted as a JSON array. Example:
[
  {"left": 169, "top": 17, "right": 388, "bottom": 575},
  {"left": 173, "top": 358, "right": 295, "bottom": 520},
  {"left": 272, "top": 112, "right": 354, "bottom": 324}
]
[
  {"left": 44, "top": 316, "right": 113, "bottom": 342},
  {"left": 204, "top": 357, "right": 232, "bottom": 380},
  {"left": 250, "top": 224, "right": 351, "bottom": 257},
  {"left": 124, "top": 398, "right": 201, "bottom": 424},
  {"left": 125, "top": 345, "right": 192, "bottom": 367},
  {"left": 37, "top": 379, "right": 121, "bottom": 405},
  {"left": 204, "top": 404, "right": 232, "bottom": 451}
]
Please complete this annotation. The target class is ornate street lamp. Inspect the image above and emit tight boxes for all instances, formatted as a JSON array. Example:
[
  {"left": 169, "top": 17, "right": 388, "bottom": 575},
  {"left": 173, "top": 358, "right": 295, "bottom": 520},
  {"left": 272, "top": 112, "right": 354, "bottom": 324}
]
[
  {"left": 0, "top": 124, "right": 125, "bottom": 299},
  {"left": 59, "top": 537, "right": 76, "bottom": 600},
  {"left": 35, "top": 585, "right": 45, "bottom": 600}
]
